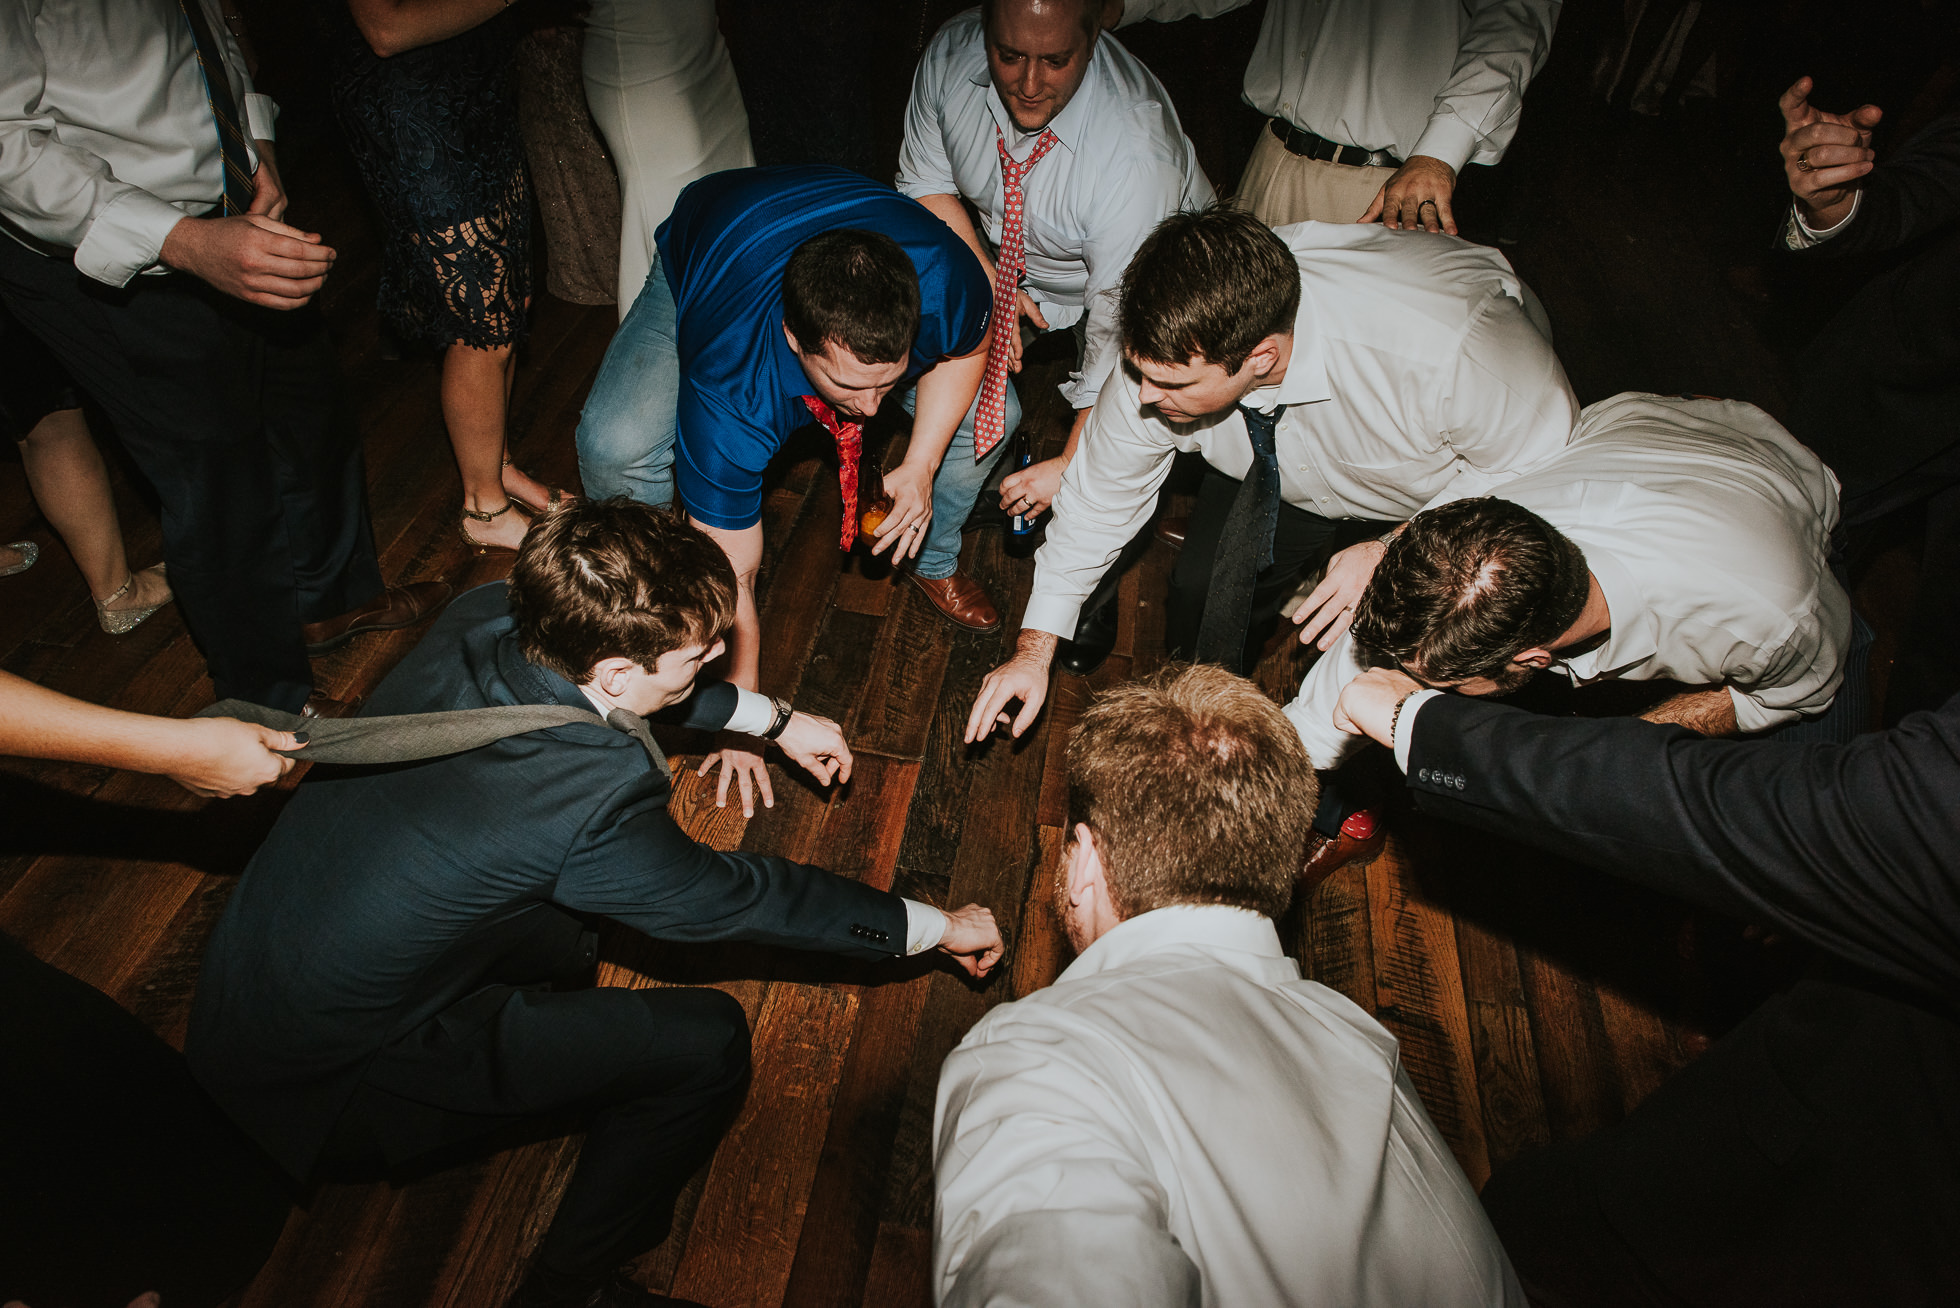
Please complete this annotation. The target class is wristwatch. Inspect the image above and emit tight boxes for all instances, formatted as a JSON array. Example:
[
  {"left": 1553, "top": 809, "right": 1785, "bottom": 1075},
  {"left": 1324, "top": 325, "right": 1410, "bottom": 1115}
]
[{"left": 761, "top": 696, "right": 795, "bottom": 741}]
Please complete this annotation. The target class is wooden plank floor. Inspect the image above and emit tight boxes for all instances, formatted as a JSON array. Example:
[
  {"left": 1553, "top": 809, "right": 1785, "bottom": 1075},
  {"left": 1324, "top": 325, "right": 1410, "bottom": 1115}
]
[{"left": 1, "top": 8, "right": 1922, "bottom": 1306}]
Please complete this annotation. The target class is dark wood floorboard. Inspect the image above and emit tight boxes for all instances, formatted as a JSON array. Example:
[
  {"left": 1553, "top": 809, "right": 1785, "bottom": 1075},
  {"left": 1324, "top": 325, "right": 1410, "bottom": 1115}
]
[{"left": 2, "top": 5, "right": 1930, "bottom": 1305}]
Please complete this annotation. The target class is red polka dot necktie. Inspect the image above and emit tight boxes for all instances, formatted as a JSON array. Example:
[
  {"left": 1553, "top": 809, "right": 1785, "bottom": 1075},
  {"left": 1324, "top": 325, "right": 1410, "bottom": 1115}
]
[
  {"left": 973, "top": 126, "right": 1062, "bottom": 461},
  {"left": 801, "top": 395, "right": 864, "bottom": 550}
]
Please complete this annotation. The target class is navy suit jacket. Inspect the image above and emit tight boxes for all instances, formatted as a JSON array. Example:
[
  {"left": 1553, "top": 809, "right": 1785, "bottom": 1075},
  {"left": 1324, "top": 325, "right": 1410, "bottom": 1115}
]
[
  {"left": 1404, "top": 695, "right": 1960, "bottom": 1297},
  {"left": 186, "top": 583, "right": 908, "bottom": 1179},
  {"left": 1403, "top": 692, "right": 1960, "bottom": 1000}
]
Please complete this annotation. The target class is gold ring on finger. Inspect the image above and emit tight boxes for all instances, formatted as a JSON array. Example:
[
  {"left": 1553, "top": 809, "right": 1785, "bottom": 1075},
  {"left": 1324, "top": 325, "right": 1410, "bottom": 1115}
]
[{"left": 1796, "top": 150, "right": 1815, "bottom": 172}]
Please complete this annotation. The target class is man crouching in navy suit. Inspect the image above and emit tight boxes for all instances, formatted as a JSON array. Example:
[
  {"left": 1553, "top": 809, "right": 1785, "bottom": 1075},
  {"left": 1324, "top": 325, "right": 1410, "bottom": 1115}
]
[{"left": 186, "top": 499, "right": 1004, "bottom": 1308}]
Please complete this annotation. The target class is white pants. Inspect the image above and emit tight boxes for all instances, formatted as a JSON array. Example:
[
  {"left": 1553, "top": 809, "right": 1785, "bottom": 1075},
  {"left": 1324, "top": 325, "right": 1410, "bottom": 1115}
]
[{"left": 581, "top": 0, "right": 755, "bottom": 320}]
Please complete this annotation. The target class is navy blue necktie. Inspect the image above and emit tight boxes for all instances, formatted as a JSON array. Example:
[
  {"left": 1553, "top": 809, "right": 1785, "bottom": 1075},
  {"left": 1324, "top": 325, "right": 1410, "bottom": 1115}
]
[
  {"left": 1193, "top": 403, "right": 1286, "bottom": 672},
  {"left": 177, "top": 0, "right": 256, "bottom": 217}
]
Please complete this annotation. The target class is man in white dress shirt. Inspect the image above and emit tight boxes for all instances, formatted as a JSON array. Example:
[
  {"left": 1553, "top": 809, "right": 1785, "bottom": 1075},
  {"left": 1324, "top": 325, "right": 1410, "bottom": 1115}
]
[
  {"left": 0, "top": 0, "right": 444, "bottom": 714},
  {"left": 966, "top": 206, "right": 1574, "bottom": 862},
  {"left": 897, "top": 0, "right": 1213, "bottom": 671},
  {"left": 1287, "top": 393, "right": 1860, "bottom": 772},
  {"left": 1115, "top": 0, "right": 1560, "bottom": 233},
  {"left": 934, "top": 662, "right": 1522, "bottom": 1308}
]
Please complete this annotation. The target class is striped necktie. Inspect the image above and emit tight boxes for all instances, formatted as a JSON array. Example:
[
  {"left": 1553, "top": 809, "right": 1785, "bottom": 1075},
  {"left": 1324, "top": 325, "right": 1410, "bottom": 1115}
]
[
  {"left": 972, "top": 125, "right": 1061, "bottom": 460},
  {"left": 176, "top": 0, "right": 256, "bottom": 217}
]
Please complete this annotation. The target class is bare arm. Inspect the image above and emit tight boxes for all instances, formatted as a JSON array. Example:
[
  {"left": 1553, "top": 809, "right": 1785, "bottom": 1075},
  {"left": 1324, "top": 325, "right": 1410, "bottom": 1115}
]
[
  {"left": 346, "top": 0, "right": 513, "bottom": 58},
  {"left": 876, "top": 342, "right": 990, "bottom": 560},
  {"left": 1639, "top": 687, "right": 1740, "bottom": 737},
  {"left": 0, "top": 669, "right": 299, "bottom": 797}
]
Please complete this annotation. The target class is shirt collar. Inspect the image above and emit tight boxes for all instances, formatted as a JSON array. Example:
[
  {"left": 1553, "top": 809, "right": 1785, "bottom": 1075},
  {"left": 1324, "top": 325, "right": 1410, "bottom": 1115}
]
[
  {"left": 1060, "top": 904, "right": 1293, "bottom": 983},
  {"left": 1558, "top": 548, "right": 1658, "bottom": 679},
  {"left": 1270, "top": 274, "right": 1329, "bottom": 408}
]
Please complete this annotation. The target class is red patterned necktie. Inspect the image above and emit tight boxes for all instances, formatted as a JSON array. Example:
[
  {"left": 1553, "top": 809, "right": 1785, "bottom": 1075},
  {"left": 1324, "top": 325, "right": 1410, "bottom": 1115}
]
[
  {"left": 801, "top": 395, "right": 864, "bottom": 550},
  {"left": 973, "top": 126, "right": 1061, "bottom": 461}
]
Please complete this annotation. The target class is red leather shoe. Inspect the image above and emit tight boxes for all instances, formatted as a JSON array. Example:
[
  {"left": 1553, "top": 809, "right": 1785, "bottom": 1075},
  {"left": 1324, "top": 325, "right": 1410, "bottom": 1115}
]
[
  {"left": 907, "top": 570, "right": 1000, "bottom": 632},
  {"left": 302, "top": 581, "right": 454, "bottom": 655},
  {"left": 1300, "top": 808, "right": 1388, "bottom": 891},
  {"left": 1154, "top": 516, "right": 1187, "bottom": 548}
]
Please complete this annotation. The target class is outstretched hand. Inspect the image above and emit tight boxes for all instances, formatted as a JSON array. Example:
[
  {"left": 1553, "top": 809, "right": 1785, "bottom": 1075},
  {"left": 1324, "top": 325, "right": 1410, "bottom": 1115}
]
[
  {"left": 1778, "top": 76, "right": 1881, "bottom": 230},
  {"left": 938, "top": 903, "right": 1005, "bottom": 977},
  {"left": 700, "top": 735, "right": 773, "bottom": 816},
  {"left": 773, "top": 710, "right": 855, "bottom": 787},
  {"left": 965, "top": 631, "right": 1059, "bottom": 743}
]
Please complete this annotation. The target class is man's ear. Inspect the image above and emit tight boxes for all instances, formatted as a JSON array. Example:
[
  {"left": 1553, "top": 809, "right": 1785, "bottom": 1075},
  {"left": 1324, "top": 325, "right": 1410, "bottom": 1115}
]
[
  {"left": 781, "top": 321, "right": 802, "bottom": 358},
  {"left": 1244, "top": 333, "right": 1287, "bottom": 381},
  {"left": 1068, "top": 821, "right": 1108, "bottom": 906},
  {"left": 1513, "top": 647, "right": 1557, "bottom": 670},
  {"left": 587, "top": 655, "right": 641, "bottom": 697}
]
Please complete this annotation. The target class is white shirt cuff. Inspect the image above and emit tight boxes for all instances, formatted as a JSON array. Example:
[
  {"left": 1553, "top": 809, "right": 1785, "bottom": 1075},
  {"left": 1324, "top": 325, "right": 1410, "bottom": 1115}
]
[
  {"left": 724, "top": 687, "right": 778, "bottom": 736},
  {"left": 903, "top": 899, "right": 948, "bottom": 954},
  {"left": 1784, "top": 191, "right": 1860, "bottom": 248},
  {"left": 1391, "top": 689, "right": 1444, "bottom": 773},
  {"left": 1408, "top": 116, "right": 1479, "bottom": 175},
  {"left": 1021, "top": 591, "right": 1083, "bottom": 640},
  {"left": 75, "top": 189, "right": 197, "bottom": 287},
  {"left": 244, "top": 92, "right": 280, "bottom": 144}
]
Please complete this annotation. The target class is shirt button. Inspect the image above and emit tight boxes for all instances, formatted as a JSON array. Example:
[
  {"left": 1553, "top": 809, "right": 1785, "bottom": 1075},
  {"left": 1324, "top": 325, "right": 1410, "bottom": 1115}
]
[{"left": 1298, "top": 464, "right": 1308, "bottom": 471}]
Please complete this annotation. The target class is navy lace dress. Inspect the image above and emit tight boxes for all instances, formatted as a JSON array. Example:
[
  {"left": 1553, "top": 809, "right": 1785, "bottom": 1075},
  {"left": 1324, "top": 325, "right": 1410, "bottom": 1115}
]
[{"left": 328, "top": 5, "right": 533, "bottom": 348}]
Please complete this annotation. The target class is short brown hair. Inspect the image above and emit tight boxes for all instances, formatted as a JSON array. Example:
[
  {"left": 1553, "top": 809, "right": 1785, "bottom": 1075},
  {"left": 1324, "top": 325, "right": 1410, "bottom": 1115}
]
[
  {"left": 1066, "top": 664, "right": 1316, "bottom": 920},
  {"left": 782, "top": 229, "right": 921, "bottom": 364},
  {"left": 1351, "top": 497, "right": 1591, "bottom": 686},
  {"left": 509, "top": 497, "right": 737, "bottom": 683},
  {"left": 1119, "top": 205, "right": 1300, "bottom": 373}
]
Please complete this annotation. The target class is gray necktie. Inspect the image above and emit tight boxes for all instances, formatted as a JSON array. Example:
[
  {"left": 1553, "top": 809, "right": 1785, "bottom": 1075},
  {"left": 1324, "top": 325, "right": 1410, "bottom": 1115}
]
[
  {"left": 1193, "top": 402, "right": 1287, "bottom": 672},
  {"left": 198, "top": 699, "right": 673, "bottom": 780}
]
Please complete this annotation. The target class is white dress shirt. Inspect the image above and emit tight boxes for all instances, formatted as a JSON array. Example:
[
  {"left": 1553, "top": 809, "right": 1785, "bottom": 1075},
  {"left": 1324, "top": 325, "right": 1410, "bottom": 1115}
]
[
  {"left": 897, "top": 9, "right": 1213, "bottom": 410},
  {"left": 933, "top": 903, "right": 1523, "bottom": 1307},
  {"left": 1288, "top": 392, "right": 1852, "bottom": 770},
  {"left": 0, "top": 0, "right": 276, "bottom": 287},
  {"left": 1023, "top": 219, "right": 1576, "bottom": 638},
  {"left": 1120, "top": 0, "right": 1559, "bottom": 173}
]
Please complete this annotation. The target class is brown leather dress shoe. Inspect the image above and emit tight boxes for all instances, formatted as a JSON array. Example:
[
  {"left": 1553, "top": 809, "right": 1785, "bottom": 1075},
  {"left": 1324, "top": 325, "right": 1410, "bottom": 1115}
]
[
  {"left": 907, "top": 570, "right": 1000, "bottom": 632},
  {"left": 300, "top": 691, "right": 363, "bottom": 720},
  {"left": 1299, "top": 808, "right": 1388, "bottom": 892},
  {"left": 1154, "top": 516, "right": 1188, "bottom": 548},
  {"left": 302, "top": 581, "right": 454, "bottom": 655}
]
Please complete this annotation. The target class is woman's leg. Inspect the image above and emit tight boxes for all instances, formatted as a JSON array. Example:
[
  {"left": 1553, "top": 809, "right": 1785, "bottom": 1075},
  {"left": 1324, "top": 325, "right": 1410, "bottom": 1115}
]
[
  {"left": 443, "top": 340, "right": 546, "bottom": 550},
  {"left": 18, "top": 408, "right": 169, "bottom": 609}
]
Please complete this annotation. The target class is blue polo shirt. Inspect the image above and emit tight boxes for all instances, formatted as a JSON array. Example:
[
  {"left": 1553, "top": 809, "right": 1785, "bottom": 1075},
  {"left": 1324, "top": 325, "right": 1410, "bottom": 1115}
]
[{"left": 655, "top": 165, "right": 992, "bottom": 530}]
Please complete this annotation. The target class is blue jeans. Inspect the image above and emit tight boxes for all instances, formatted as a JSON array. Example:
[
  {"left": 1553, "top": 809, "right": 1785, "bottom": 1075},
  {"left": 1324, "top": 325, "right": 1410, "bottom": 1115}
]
[
  {"left": 577, "top": 253, "right": 1013, "bottom": 580},
  {"left": 899, "top": 373, "right": 1015, "bottom": 579},
  {"left": 577, "top": 253, "right": 682, "bottom": 507}
]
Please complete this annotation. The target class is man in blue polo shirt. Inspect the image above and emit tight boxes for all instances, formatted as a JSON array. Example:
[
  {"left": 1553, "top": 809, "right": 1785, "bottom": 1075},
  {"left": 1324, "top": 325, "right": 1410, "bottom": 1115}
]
[{"left": 578, "top": 165, "right": 999, "bottom": 812}]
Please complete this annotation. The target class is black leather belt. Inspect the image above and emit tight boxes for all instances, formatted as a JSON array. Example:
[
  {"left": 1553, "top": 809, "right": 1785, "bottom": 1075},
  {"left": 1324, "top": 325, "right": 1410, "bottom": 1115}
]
[{"left": 1268, "top": 117, "right": 1400, "bottom": 169}]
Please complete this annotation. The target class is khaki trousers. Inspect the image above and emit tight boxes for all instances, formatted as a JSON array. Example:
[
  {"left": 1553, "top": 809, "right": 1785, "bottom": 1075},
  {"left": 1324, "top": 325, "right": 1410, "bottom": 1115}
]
[{"left": 1235, "top": 122, "right": 1395, "bottom": 227}]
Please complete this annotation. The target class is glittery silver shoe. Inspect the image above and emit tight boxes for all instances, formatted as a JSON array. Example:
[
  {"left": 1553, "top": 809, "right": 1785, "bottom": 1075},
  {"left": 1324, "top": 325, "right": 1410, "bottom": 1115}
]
[
  {"left": 96, "top": 562, "right": 171, "bottom": 635},
  {"left": 0, "top": 541, "right": 37, "bottom": 577}
]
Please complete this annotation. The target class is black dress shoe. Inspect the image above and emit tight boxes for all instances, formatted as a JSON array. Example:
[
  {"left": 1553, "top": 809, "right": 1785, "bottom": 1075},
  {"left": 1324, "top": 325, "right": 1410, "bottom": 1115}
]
[{"left": 1057, "top": 599, "right": 1118, "bottom": 677}]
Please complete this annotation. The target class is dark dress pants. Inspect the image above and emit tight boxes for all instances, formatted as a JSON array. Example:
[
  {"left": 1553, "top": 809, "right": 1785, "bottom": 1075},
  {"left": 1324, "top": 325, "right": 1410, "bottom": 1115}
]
[
  {"left": 0, "top": 933, "right": 292, "bottom": 1308},
  {"left": 1166, "top": 466, "right": 1387, "bottom": 834},
  {"left": 1481, "top": 978, "right": 1960, "bottom": 1307},
  {"left": 323, "top": 908, "right": 751, "bottom": 1281},
  {"left": 0, "top": 239, "right": 382, "bottom": 711}
]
